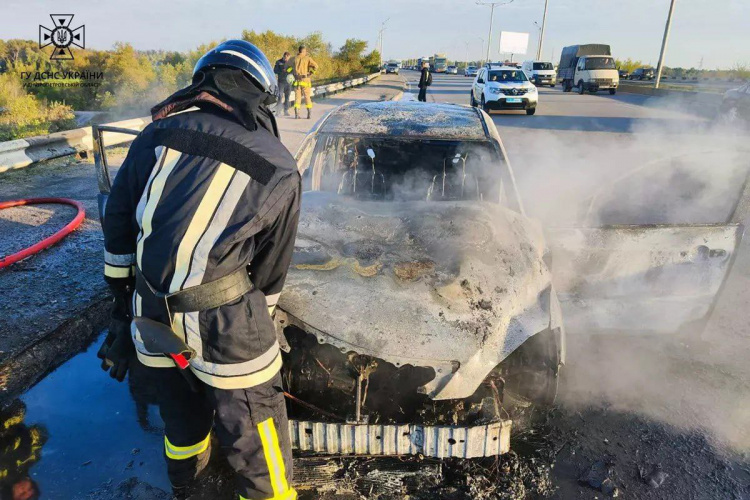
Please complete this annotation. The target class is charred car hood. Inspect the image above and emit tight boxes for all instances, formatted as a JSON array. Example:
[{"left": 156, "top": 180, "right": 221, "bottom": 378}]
[{"left": 278, "top": 192, "right": 557, "bottom": 399}]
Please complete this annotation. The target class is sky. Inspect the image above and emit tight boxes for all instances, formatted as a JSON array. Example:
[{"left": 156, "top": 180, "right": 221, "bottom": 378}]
[{"left": 3, "top": 0, "right": 749, "bottom": 69}]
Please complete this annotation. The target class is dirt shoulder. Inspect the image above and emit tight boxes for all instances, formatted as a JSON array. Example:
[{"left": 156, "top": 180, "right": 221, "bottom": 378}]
[{"left": 0, "top": 74, "right": 405, "bottom": 404}]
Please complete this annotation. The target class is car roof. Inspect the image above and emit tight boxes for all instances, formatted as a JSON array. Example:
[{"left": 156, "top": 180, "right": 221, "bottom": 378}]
[{"left": 318, "top": 101, "right": 489, "bottom": 141}]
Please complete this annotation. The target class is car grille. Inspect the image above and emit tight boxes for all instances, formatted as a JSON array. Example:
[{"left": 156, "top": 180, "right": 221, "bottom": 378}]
[
  {"left": 592, "top": 78, "right": 614, "bottom": 85},
  {"left": 500, "top": 88, "right": 528, "bottom": 96}
]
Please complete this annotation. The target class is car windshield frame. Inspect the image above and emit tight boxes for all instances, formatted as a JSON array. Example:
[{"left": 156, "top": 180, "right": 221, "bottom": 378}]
[
  {"left": 584, "top": 57, "right": 616, "bottom": 70},
  {"left": 487, "top": 69, "right": 529, "bottom": 83},
  {"left": 533, "top": 62, "right": 553, "bottom": 70},
  {"left": 296, "top": 132, "right": 524, "bottom": 213}
]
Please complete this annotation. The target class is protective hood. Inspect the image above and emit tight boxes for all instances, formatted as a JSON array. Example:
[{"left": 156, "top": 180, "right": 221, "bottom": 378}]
[
  {"left": 151, "top": 67, "right": 279, "bottom": 137},
  {"left": 278, "top": 192, "right": 555, "bottom": 399}
]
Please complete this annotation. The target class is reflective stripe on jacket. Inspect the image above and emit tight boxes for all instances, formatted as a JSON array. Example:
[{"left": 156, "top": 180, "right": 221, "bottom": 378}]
[{"left": 103, "top": 109, "right": 301, "bottom": 389}]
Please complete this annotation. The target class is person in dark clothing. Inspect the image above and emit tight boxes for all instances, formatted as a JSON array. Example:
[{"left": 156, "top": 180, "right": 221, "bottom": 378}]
[
  {"left": 98, "top": 40, "right": 300, "bottom": 500},
  {"left": 274, "top": 51, "right": 292, "bottom": 116},
  {"left": 418, "top": 61, "right": 432, "bottom": 102}
]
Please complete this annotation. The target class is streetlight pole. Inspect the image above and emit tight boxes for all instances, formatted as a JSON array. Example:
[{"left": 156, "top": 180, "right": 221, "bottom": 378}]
[
  {"left": 378, "top": 17, "right": 390, "bottom": 68},
  {"left": 533, "top": 21, "right": 542, "bottom": 60},
  {"left": 536, "top": 0, "right": 549, "bottom": 60},
  {"left": 464, "top": 41, "right": 470, "bottom": 67},
  {"left": 655, "top": 0, "right": 676, "bottom": 89},
  {"left": 476, "top": 0, "right": 514, "bottom": 64}
]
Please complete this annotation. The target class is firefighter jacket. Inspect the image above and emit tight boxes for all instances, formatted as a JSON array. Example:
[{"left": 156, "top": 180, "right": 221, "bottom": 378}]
[
  {"left": 103, "top": 108, "right": 301, "bottom": 390},
  {"left": 291, "top": 54, "right": 318, "bottom": 79}
]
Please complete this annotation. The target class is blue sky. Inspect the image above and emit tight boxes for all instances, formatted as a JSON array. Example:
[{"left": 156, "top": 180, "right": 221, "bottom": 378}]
[{"left": 4, "top": 0, "right": 749, "bottom": 68}]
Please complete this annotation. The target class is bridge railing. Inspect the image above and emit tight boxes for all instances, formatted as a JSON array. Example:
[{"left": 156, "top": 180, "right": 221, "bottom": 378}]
[{"left": 0, "top": 72, "right": 381, "bottom": 174}]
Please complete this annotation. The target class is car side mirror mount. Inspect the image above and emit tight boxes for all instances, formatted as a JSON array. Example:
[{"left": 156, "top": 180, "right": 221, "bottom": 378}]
[{"left": 477, "top": 78, "right": 484, "bottom": 84}]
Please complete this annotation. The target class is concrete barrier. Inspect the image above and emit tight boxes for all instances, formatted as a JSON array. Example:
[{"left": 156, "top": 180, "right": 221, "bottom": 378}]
[{"left": 0, "top": 72, "right": 380, "bottom": 174}]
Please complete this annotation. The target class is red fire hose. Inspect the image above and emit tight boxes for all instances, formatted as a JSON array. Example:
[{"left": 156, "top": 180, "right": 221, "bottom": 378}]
[{"left": 0, "top": 198, "right": 86, "bottom": 269}]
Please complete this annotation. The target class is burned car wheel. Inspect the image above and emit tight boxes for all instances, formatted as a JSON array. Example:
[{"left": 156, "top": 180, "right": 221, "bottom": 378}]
[{"left": 494, "top": 328, "right": 561, "bottom": 409}]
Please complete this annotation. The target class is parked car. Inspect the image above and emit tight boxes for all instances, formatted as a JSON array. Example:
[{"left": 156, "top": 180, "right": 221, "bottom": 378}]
[
  {"left": 446, "top": 65, "right": 458, "bottom": 75},
  {"left": 470, "top": 65, "right": 538, "bottom": 115},
  {"left": 618, "top": 68, "right": 629, "bottom": 79},
  {"left": 465, "top": 66, "right": 478, "bottom": 77},
  {"left": 720, "top": 82, "right": 750, "bottom": 122},
  {"left": 629, "top": 67, "right": 655, "bottom": 80},
  {"left": 385, "top": 63, "right": 400, "bottom": 74}
]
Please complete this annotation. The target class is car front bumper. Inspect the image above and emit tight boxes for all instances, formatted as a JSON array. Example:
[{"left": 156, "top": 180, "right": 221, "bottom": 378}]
[
  {"left": 290, "top": 419, "right": 511, "bottom": 458},
  {"left": 533, "top": 76, "right": 555, "bottom": 85},
  {"left": 485, "top": 94, "right": 538, "bottom": 110}
]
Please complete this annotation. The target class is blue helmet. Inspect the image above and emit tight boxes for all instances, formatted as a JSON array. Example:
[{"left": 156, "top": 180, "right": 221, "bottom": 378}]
[{"left": 193, "top": 40, "right": 278, "bottom": 98}]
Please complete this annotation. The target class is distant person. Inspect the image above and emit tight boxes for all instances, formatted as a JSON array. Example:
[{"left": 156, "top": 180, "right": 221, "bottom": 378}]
[
  {"left": 288, "top": 45, "right": 318, "bottom": 119},
  {"left": 274, "top": 51, "right": 292, "bottom": 116},
  {"left": 418, "top": 61, "right": 432, "bottom": 102}
]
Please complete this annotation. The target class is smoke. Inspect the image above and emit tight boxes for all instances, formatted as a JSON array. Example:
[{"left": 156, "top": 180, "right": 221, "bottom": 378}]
[{"left": 505, "top": 96, "right": 750, "bottom": 453}]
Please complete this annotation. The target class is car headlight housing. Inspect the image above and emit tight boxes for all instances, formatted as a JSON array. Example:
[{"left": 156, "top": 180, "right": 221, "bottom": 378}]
[
  {"left": 527, "top": 86, "right": 538, "bottom": 94},
  {"left": 488, "top": 87, "right": 502, "bottom": 94}
]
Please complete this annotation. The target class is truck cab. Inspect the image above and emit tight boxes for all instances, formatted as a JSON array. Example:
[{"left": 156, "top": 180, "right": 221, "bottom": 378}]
[{"left": 568, "top": 55, "right": 619, "bottom": 94}]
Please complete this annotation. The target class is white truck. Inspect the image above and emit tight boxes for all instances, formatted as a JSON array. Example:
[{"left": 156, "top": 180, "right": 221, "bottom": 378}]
[
  {"left": 558, "top": 44, "right": 619, "bottom": 95},
  {"left": 521, "top": 60, "right": 556, "bottom": 87}
]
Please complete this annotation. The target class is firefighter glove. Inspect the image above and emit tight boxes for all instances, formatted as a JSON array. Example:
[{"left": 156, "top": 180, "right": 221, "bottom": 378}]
[{"left": 97, "top": 318, "right": 134, "bottom": 382}]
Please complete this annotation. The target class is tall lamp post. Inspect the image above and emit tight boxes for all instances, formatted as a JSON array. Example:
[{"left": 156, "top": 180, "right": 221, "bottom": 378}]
[
  {"left": 536, "top": 0, "right": 549, "bottom": 60},
  {"left": 655, "top": 0, "right": 677, "bottom": 88},
  {"left": 534, "top": 21, "right": 542, "bottom": 59},
  {"left": 378, "top": 17, "right": 390, "bottom": 68},
  {"left": 476, "top": 0, "right": 514, "bottom": 64}
]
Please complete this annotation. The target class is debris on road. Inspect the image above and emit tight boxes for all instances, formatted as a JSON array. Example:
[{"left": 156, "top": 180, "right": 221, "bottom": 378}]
[{"left": 640, "top": 464, "right": 668, "bottom": 489}]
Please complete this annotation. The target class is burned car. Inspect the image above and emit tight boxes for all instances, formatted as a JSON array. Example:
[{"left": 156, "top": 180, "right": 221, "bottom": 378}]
[
  {"left": 92, "top": 101, "right": 744, "bottom": 460},
  {"left": 277, "top": 101, "right": 564, "bottom": 451}
]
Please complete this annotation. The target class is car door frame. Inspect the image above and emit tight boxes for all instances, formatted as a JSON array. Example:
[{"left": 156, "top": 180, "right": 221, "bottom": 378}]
[
  {"left": 546, "top": 163, "right": 750, "bottom": 338},
  {"left": 474, "top": 69, "right": 486, "bottom": 102}
]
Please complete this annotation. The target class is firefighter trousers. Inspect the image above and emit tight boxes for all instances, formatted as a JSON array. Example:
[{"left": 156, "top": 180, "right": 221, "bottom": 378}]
[
  {"left": 147, "top": 367, "right": 295, "bottom": 500},
  {"left": 294, "top": 79, "right": 313, "bottom": 109}
]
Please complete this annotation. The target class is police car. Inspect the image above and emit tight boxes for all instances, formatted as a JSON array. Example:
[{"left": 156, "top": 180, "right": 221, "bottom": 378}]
[{"left": 469, "top": 64, "right": 538, "bottom": 115}]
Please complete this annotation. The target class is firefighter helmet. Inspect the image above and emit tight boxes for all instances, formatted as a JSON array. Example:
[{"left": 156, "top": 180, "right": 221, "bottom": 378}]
[{"left": 193, "top": 40, "right": 278, "bottom": 98}]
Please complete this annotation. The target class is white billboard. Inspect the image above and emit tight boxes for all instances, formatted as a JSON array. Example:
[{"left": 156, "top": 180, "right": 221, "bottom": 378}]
[{"left": 499, "top": 31, "right": 529, "bottom": 54}]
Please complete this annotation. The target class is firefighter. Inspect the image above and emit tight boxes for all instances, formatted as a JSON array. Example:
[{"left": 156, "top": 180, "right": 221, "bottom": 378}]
[
  {"left": 0, "top": 402, "right": 44, "bottom": 500},
  {"left": 273, "top": 51, "right": 292, "bottom": 116},
  {"left": 288, "top": 45, "right": 318, "bottom": 119},
  {"left": 418, "top": 61, "right": 432, "bottom": 102},
  {"left": 97, "top": 40, "right": 300, "bottom": 500}
]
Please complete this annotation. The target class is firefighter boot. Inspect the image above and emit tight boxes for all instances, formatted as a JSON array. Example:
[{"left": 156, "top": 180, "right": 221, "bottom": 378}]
[
  {"left": 294, "top": 108, "right": 299, "bottom": 119},
  {"left": 307, "top": 108, "right": 312, "bottom": 119}
]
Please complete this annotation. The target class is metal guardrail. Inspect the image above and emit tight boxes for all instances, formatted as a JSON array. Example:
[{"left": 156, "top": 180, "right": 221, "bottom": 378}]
[{"left": 0, "top": 72, "right": 381, "bottom": 174}]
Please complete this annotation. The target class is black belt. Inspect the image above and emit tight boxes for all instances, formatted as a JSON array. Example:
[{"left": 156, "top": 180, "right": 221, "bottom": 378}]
[{"left": 135, "top": 266, "right": 253, "bottom": 313}]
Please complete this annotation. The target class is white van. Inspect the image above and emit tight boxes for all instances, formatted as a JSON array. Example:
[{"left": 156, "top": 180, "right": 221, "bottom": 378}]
[{"left": 521, "top": 60, "right": 556, "bottom": 87}]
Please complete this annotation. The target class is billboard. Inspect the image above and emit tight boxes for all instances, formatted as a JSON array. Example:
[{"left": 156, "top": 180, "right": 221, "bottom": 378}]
[{"left": 499, "top": 31, "right": 529, "bottom": 54}]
